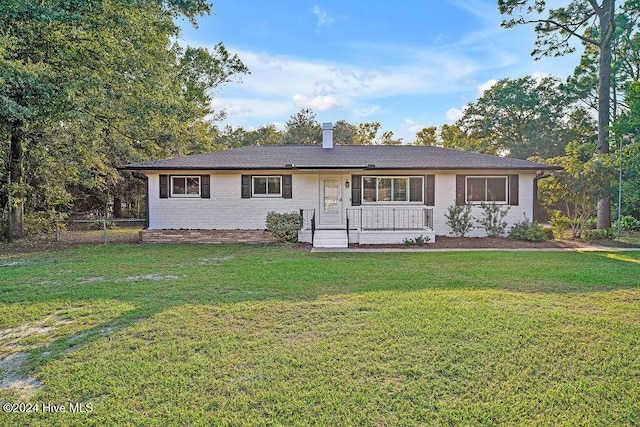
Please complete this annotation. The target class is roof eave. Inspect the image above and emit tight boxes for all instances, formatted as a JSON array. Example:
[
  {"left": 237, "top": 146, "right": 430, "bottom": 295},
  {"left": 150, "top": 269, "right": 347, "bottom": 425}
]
[{"left": 120, "top": 164, "right": 562, "bottom": 172}]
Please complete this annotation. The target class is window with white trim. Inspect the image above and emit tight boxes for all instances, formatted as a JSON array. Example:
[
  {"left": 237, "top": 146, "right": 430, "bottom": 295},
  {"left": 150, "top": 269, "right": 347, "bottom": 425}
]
[
  {"left": 466, "top": 176, "right": 508, "bottom": 203},
  {"left": 171, "top": 176, "right": 200, "bottom": 197},
  {"left": 362, "top": 176, "right": 423, "bottom": 203},
  {"left": 252, "top": 176, "right": 282, "bottom": 197}
]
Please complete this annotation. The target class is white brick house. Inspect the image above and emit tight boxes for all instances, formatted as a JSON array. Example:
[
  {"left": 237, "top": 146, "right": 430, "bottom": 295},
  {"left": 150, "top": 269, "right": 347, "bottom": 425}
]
[{"left": 121, "top": 124, "right": 558, "bottom": 247}]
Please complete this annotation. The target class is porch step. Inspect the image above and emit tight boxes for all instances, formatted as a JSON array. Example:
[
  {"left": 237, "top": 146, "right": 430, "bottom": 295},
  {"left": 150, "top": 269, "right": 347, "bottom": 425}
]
[{"left": 313, "top": 229, "right": 348, "bottom": 248}]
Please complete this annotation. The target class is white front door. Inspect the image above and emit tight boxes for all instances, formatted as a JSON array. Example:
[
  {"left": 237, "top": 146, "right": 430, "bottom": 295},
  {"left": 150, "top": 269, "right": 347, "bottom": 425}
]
[{"left": 319, "top": 176, "right": 343, "bottom": 226}]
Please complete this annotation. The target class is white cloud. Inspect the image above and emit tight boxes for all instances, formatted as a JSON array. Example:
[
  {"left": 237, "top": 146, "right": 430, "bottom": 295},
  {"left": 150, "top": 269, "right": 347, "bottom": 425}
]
[
  {"left": 201, "top": 44, "right": 499, "bottom": 131},
  {"left": 229, "top": 47, "right": 481, "bottom": 103},
  {"left": 270, "top": 121, "right": 286, "bottom": 131},
  {"left": 182, "top": 0, "right": 585, "bottom": 136},
  {"left": 292, "top": 94, "right": 342, "bottom": 111},
  {"left": 353, "top": 105, "right": 382, "bottom": 118},
  {"left": 210, "top": 97, "right": 294, "bottom": 121},
  {"left": 531, "top": 71, "right": 552, "bottom": 83},
  {"left": 401, "top": 119, "right": 428, "bottom": 134},
  {"left": 446, "top": 108, "right": 464, "bottom": 122},
  {"left": 314, "top": 80, "right": 338, "bottom": 96},
  {"left": 477, "top": 79, "right": 498, "bottom": 96},
  {"left": 313, "top": 6, "right": 335, "bottom": 30}
]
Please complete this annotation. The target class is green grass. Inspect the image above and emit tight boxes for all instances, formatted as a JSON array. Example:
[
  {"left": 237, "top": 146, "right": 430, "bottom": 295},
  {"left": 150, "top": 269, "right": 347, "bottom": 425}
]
[{"left": 1, "top": 244, "right": 639, "bottom": 426}]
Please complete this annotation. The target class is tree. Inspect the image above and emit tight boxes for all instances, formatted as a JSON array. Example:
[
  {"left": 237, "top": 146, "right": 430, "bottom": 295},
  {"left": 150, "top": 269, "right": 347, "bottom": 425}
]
[
  {"left": 612, "top": 80, "right": 640, "bottom": 218},
  {"left": 565, "top": 2, "right": 640, "bottom": 117},
  {"left": 456, "top": 76, "right": 593, "bottom": 158},
  {"left": 413, "top": 126, "right": 438, "bottom": 145},
  {"left": 282, "top": 109, "right": 322, "bottom": 145},
  {"left": 353, "top": 122, "right": 381, "bottom": 145},
  {"left": 216, "top": 124, "right": 282, "bottom": 148},
  {"left": 251, "top": 124, "right": 283, "bottom": 146},
  {"left": 378, "top": 130, "right": 403, "bottom": 145},
  {"left": 440, "top": 124, "right": 476, "bottom": 151},
  {"left": 0, "top": 0, "right": 78, "bottom": 239},
  {"left": 0, "top": 0, "right": 246, "bottom": 239},
  {"left": 499, "top": 0, "right": 618, "bottom": 228},
  {"left": 535, "top": 142, "right": 614, "bottom": 237},
  {"left": 333, "top": 120, "right": 357, "bottom": 145}
]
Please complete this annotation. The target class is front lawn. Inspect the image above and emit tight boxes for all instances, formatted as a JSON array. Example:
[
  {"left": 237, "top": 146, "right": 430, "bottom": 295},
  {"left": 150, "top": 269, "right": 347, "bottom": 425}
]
[{"left": 1, "top": 244, "right": 639, "bottom": 426}]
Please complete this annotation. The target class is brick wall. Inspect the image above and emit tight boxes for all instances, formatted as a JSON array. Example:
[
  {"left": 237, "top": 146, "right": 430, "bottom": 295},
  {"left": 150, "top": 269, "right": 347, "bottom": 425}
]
[
  {"left": 140, "top": 229, "right": 277, "bottom": 244},
  {"left": 147, "top": 171, "right": 319, "bottom": 230}
]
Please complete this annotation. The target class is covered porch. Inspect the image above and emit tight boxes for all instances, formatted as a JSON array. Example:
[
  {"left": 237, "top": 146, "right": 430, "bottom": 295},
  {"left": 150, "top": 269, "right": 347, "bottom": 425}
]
[{"left": 299, "top": 207, "right": 435, "bottom": 247}]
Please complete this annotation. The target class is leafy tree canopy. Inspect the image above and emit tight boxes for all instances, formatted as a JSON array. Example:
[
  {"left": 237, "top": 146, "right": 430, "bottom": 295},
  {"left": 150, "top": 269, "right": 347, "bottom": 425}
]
[
  {"left": 456, "top": 76, "right": 596, "bottom": 159},
  {"left": 0, "top": 0, "right": 247, "bottom": 238}
]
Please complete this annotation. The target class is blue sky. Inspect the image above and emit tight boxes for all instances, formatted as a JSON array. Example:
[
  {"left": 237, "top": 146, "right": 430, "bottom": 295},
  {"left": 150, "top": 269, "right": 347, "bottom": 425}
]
[{"left": 180, "top": 0, "right": 584, "bottom": 142}]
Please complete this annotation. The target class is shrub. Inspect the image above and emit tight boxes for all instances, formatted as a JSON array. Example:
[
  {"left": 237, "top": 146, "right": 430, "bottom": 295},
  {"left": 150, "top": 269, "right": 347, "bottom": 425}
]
[
  {"left": 444, "top": 202, "right": 474, "bottom": 237},
  {"left": 583, "top": 217, "right": 597, "bottom": 230},
  {"left": 582, "top": 228, "right": 616, "bottom": 240},
  {"left": 266, "top": 211, "right": 302, "bottom": 242},
  {"left": 618, "top": 215, "right": 640, "bottom": 231},
  {"left": 507, "top": 215, "right": 547, "bottom": 242},
  {"left": 403, "top": 235, "right": 431, "bottom": 246},
  {"left": 476, "top": 201, "right": 510, "bottom": 238},
  {"left": 550, "top": 211, "right": 570, "bottom": 239},
  {"left": 24, "top": 211, "right": 65, "bottom": 235}
]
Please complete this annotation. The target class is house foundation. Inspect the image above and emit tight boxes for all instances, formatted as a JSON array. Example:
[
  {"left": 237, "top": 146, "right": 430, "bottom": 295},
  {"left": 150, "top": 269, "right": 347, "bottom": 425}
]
[{"left": 140, "top": 229, "right": 276, "bottom": 244}]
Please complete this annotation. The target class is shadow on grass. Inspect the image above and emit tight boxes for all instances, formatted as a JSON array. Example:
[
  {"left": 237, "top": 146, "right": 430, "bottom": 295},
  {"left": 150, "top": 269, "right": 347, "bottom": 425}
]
[{"left": 2, "top": 243, "right": 639, "bottom": 377}]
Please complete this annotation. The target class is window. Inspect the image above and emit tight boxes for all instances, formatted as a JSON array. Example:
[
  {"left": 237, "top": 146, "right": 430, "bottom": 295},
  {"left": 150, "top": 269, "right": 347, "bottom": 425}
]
[
  {"left": 252, "top": 176, "right": 282, "bottom": 197},
  {"left": 171, "top": 176, "right": 200, "bottom": 197},
  {"left": 362, "top": 176, "right": 423, "bottom": 203},
  {"left": 466, "top": 176, "right": 508, "bottom": 203},
  {"left": 242, "top": 175, "right": 292, "bottom": 199}
]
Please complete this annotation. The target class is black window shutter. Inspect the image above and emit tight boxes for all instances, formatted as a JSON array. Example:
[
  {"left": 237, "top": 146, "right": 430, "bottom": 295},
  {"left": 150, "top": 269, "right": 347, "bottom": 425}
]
[
  {"left": 241, "top": 175, "right": 251, "bottom": 198},
  {"left": 159, "top": 175, "right": 169, "bottom": 199},
  {"left": 200, "top": 175, "right": 210, "bottom": 199},
  {"left": 456, "top": 175, "right": 465, "bottom": 205},
  {"left": 425, "top": 175, "right": 435, "bottom": 206},
  {"left": 282, "top": 175, "right": 292, "bottom": 198},
  {"left": 351, "top": 175, "right": 361, "bottom": 206},
  {"left": 509, "top": 174, "right": 519, "bottom": 206}
]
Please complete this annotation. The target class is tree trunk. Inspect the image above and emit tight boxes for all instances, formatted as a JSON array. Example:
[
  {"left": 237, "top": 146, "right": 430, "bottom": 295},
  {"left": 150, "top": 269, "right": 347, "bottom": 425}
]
[
  {"left": 596, "top": 0, "right": 615, "bottom": 230},
  {"left": 113, "top": 196, "right": 122, "bottom": 218},
  {"left": 7, "top": 125, "right": 25, "bottom": 241}
]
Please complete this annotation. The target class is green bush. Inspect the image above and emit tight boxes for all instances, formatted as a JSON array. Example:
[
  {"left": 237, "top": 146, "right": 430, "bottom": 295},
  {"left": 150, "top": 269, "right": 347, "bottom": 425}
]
[
  {"left": 582, "top": 228, "right": 616, "bottom": 240},
  {"left": 550, "top": 211, "right": 570, "bottom": 239},
  {"left": 618, "top": 215, "right": 640, "bottom": 231},
  {"left": 266, "top": 211, "right": 302, "bottom": 242},
  {"left": 403, "top": 235, "right": 431, "bottom": 246},
  {"left": 477, "top": 201, "right": 510, "bottom": 238},
  {"left": 583, "top": 217, "right": 597, "bottom": 230},
  {"left": 444, "top": 202, "right": 474, "bottom": 237},
  {"left": 507, "top": 215, "right": 548, "bottom": 242},
  {"left": 24, "top": 211, "right": 64, "bottom": 235}
]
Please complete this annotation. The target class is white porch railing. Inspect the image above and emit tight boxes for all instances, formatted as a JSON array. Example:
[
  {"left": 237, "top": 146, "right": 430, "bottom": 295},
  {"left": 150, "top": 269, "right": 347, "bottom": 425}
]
[
  {"left": 299, "top": 208, "right": 316, "bottom": 241},
  {"left": 346, "top": 207, "right": 433, "bottom": 231}
]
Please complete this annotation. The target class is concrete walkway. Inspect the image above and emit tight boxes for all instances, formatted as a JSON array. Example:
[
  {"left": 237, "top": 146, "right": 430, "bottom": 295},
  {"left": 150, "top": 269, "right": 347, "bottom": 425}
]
[{"left": 311, "top": 244, "right": 640, "bottom": 253}]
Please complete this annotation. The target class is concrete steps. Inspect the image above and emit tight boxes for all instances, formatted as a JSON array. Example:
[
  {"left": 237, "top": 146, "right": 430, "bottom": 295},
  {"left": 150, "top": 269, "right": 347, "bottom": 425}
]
[{"left": 313, "top": 229, "right": 348, "bottom": 248}]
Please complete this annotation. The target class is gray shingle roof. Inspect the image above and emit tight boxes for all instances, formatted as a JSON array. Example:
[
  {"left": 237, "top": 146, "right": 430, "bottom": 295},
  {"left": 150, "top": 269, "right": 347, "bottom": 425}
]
[{"left": 121, "top": 145, "right": 560, "bottom": 171}]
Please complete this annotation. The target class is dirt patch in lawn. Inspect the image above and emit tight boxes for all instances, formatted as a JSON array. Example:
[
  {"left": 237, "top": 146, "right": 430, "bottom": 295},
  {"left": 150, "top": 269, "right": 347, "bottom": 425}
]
[
  {"left": 0, "top": 314, "right": 74, "bottom": 355},
  {"left": 0, "top": 353, "right": 43, "bottom": 399}
]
